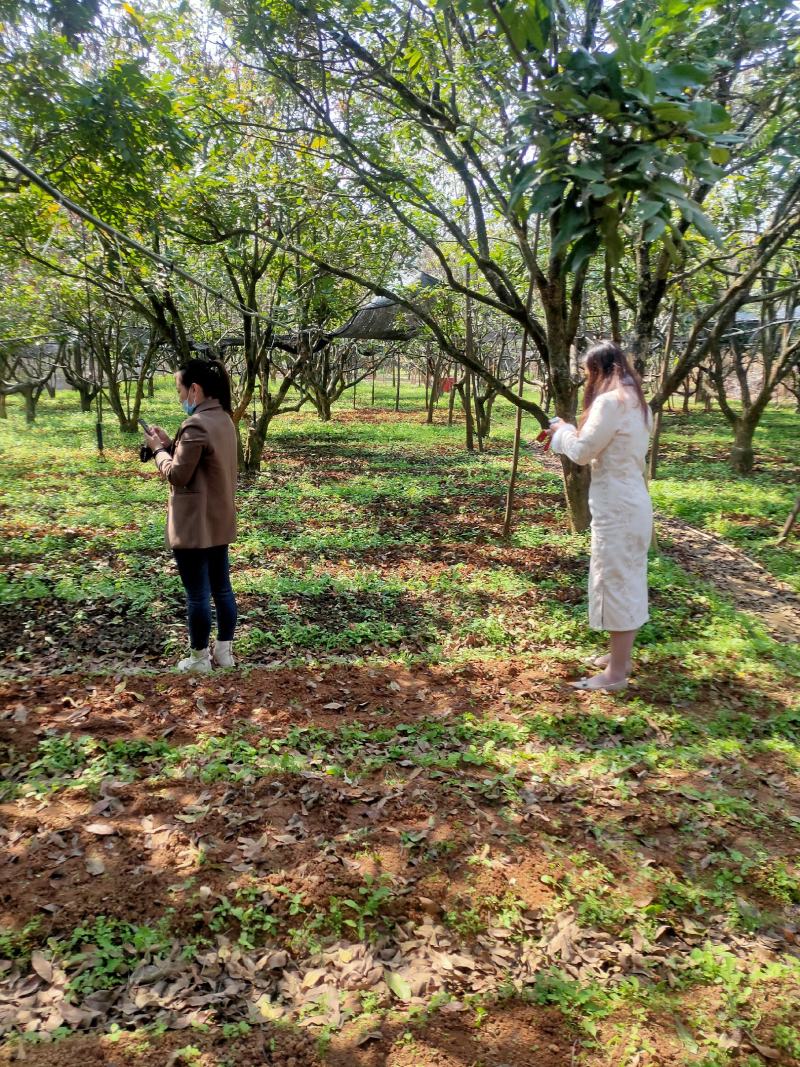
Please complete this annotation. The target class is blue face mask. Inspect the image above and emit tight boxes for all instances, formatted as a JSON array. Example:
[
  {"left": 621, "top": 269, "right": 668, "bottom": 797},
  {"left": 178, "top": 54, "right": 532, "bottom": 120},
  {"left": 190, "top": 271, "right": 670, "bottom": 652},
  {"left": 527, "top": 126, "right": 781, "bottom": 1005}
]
[{"left": 182, "top": 398, "right": 196, "bottom": 415}]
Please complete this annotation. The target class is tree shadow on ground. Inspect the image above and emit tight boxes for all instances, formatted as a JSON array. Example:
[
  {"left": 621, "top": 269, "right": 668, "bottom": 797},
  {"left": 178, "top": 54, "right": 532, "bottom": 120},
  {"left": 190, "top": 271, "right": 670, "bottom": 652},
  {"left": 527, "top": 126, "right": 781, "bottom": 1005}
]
[{"left": 1, "top": 657, "right": 799, "bottom": 1063}]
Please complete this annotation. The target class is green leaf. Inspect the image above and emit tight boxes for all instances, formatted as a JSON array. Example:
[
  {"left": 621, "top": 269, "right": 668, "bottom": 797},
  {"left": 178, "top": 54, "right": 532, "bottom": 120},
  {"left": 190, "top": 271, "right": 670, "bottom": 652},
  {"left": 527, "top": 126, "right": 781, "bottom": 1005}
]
[
  {"left": 570, "top": 161, "right": 605, "bottom": 181},
  {"left": 526, "top": 179, "right": 567, "bottom": 214},
  {"left": 651, "top": 101, "right": 693, "bottom": 123},
  {"left": 508, "top": 163, "right": 539, "bottom": 210},
  {"left": 652, "top": 175, "right": 689, "bottom": 199},
  {"left": 655, "top": 62, "right": 709, "bottom": 97},
  {"left": 586, "top": 93, "right": 621, "bottom": 119},
  {"left": 675, "top": 197, "right": 723, "bottom": 244},
  {"left": 690, "top": 159, "right": 724, "bottom": 183},
  {"left": 384, "top": 970, "right": 412, "bottom": 1001},
  {"left": 551, "top": 203, "right": 591, "bottom": 256},
  {"left": 688, "top": 100, "right": 732, "bottom": 135},
  {"left": 675, "top": 1021, "right": 700, "bottom": 1054},
  {"left": 639, "top": 199, "right": 665, "bottom": 222},
  {"left": 498, "top": 0, "right": 552, "bottom": 55},
  {"left": 644, "top": 215, "right": 668, "bottom": 243},
  {"left": 404, "top": 46, "right": 424, "bottom": 74},
  {"left": 565, "top": 230, "right": 600, "bottom": 273},
  {"left": 587, "top": 181, "right": 613, "bottom": 199}
]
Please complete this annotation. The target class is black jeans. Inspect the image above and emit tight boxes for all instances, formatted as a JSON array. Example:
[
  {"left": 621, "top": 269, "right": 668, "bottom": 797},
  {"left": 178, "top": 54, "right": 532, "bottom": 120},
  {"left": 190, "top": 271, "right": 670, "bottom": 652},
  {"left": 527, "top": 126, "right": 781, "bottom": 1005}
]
[{"left": 173, "top": 545, "right": 238, "bottom": 650}]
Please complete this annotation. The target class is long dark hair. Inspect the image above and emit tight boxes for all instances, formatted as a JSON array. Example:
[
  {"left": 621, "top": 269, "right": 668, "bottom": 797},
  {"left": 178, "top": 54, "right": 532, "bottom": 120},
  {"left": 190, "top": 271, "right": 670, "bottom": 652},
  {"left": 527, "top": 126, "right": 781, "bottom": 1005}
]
[
  {"left": 179, "top": 358, "right": 232, "bottom": 415},
  {"left": 579, "top": 341, "right": 649, "bottom": 427}
]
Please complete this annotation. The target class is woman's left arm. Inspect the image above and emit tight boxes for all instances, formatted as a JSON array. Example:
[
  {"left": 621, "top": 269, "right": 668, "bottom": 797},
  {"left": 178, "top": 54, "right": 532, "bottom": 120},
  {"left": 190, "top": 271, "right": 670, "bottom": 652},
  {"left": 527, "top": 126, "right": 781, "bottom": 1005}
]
[
  {"left": 550, "top": 394, "right": 622, "bottom": 466},
  {"left": 154, "top": 422, "right": 207, "bottom": 487}
]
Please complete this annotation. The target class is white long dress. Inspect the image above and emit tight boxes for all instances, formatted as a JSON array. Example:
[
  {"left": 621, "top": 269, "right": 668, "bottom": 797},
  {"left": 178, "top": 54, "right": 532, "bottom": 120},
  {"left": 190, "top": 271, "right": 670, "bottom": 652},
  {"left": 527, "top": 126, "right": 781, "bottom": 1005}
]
[{"left": 550, "top": 388, "right": 653, "bottom": 632}]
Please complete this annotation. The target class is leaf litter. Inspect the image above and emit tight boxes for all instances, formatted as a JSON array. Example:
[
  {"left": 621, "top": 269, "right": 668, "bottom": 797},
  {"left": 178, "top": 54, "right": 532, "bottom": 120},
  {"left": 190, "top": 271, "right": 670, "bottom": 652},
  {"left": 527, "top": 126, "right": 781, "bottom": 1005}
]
[{"left": 1, "top": 430, "right": 800, "bottom": 1063}]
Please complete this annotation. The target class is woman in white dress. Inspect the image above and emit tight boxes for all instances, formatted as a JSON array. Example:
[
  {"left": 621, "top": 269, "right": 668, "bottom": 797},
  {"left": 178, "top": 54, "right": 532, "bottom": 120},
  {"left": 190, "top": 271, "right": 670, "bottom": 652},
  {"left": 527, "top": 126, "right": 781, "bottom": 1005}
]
[{"left": 547, "top": 342, "right": 653, "bottom": 692}]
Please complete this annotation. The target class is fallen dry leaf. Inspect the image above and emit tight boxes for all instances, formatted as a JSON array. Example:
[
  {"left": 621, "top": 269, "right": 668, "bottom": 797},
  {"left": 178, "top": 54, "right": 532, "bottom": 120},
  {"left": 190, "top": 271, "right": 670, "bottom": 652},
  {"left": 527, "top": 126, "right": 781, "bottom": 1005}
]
[
  {"left": 30, "top": 951, "right": 53, "bottom": 983},
  {"left": 748, "top": 1037, "right": 782, "bottom": 1060},
  {"left": 355, "top": 1030, "right": 383, "bottom": 1047}
]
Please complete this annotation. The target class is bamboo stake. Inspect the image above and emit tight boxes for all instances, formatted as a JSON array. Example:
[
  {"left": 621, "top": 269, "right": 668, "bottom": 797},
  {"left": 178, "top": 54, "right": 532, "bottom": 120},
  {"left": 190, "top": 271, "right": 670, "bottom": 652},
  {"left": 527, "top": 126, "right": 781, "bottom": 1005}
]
[
  {"left": 502, "top": 219, "right": 540, "bottom": 539},
  {"left": 502, "top": 274, "right": 536, "bottom": 538}
]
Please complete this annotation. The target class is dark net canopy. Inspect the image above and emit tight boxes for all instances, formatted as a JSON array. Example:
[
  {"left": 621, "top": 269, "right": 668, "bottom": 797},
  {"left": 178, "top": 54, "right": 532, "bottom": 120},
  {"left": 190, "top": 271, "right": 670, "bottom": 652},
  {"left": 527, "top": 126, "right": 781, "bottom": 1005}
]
[{"left": 333, "top": 273, "right": 440, "bottom": 341}]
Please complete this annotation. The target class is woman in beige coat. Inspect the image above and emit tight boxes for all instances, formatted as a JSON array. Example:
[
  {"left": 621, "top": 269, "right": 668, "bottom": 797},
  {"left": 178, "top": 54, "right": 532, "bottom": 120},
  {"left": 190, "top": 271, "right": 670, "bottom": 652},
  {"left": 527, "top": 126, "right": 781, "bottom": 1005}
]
[
  {"left": 144, "top": 359, "right": 238, "bottom": 675},
  {"left": 547, "top": 342, "right": 652, "bottom": 692}
]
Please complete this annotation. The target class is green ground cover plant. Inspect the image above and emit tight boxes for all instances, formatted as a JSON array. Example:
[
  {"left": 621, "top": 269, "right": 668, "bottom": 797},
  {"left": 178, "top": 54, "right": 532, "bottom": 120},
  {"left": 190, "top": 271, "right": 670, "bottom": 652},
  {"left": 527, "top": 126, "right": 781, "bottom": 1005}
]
[{"left": 0, "top": 382, "right": 798, "bottom": 1065}]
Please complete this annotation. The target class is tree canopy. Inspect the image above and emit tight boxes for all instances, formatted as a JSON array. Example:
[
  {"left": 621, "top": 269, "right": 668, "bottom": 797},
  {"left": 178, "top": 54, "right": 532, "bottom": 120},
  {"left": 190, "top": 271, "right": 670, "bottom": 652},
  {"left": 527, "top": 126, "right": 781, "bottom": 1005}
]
[{"left": 1, "top": 0, "right": 799, "bottom": 522}]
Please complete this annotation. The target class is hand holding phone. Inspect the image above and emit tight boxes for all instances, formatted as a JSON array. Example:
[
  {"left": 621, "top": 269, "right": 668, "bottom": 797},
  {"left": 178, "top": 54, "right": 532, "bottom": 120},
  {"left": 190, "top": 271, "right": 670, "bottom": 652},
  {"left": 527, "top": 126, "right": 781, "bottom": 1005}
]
[{"left": 144, "top": 424, "right": 171, "bottom": 448}]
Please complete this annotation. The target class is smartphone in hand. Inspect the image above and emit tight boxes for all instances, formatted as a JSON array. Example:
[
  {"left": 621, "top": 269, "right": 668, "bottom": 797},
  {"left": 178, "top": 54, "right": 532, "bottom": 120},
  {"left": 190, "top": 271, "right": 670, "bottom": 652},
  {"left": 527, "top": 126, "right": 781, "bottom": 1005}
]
[{"left": 138, "top": 418, "right": 151, "bottom": 434}]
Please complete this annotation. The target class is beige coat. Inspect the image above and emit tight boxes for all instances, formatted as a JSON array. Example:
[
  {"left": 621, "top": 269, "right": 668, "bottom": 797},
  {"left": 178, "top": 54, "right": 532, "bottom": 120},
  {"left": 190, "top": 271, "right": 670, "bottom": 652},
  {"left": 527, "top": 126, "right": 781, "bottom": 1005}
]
[
  {"left": 550, "top": 388, "right": 652, "bottom": 631},
  {"left": 155, "top": 399, "right": 238, "bottom": 550}
]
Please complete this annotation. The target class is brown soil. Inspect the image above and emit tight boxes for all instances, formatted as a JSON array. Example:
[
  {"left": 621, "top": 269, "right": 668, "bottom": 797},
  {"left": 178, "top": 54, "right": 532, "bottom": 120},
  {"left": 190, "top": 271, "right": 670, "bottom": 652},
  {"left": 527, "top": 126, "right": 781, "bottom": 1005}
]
[
  {"left": 0, "top": 1025, "right": 322, "bottom": 1065},
  {"left": 328, "top": 1002, "right": 575, "bottom": 1066}
]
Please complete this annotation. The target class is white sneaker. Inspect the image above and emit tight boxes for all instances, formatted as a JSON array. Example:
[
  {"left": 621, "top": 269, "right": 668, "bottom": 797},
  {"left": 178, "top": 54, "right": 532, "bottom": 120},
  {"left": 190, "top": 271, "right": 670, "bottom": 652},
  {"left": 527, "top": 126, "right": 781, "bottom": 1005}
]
[
  {"left": 213, "top": 640, "right": 235, "bottom": 668},
  {"left": 177, "top": 648, "right": 212, "bottom": 674}
]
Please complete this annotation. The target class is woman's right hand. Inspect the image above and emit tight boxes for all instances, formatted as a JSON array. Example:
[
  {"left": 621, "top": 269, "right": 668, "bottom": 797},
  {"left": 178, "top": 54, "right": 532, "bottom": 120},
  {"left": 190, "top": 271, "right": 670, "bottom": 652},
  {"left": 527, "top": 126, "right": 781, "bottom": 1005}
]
[
  {"left": 535, "top": 427, "right": 553, "bottom": 451},
  {"left": 148, "top": 425, "right": 171, "bottom": 447}
]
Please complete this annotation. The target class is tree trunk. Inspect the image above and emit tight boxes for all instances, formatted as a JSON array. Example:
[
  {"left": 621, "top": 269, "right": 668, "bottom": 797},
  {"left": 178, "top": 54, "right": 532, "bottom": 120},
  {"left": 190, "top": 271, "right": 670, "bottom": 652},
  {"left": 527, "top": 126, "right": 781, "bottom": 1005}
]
[
  {"left": 541, "top": 277, "right": 589, "bottom": 530},
  {"left": 648, "top": 299, "right": 677, "bottom": 480},
  {"left": 473, "top": 377, "right": 485, "bottom": 453},
  {"left": 649, "top": 410, "right": 664, "bottom": 481},
  {"left": 730, "top": 419, "right": 757, "bottom": 474},
  {"left": 696, "top": 369, "right": 713, "bottom": 413},
  {"left": 395, "top": 352, "right": 401, "bottom": 412},
  {"left": 463, "top": 275, "right": 477, "bottom": 450},
  {"left": 24, "top": 387, "right": 36, "bottom": 424},
  {"left": 461, "top": 378, "right": 475, "bottom": 452},
  {"left": 315, "top": 391, "right": 332, "bottom": 421},
  {"left": 777, "top": 495, "right": 800, "bottom": 545},
  {"left": 235, "top": 422, "right": 246, "bottom": 472},
  {"left": 0, "top": 392, "right": 7, "bottom": 419},
  {"left": 426, "top": 379, "right": 436, "bottom": 423},
  {"left": 474, "top": 392, "right": 495, "bottom": 439},
  {"left": 104, "top": 365, "right": 144, "bottom": 433},
  {"left": 561, "top": 460, "right": 592, "bottom": 532},
  {"left": 503, "top": 277, "right": 535, "bottom": 539},
  {"left": 244, "top": 421, "right": 266, "bottom": 473}
]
